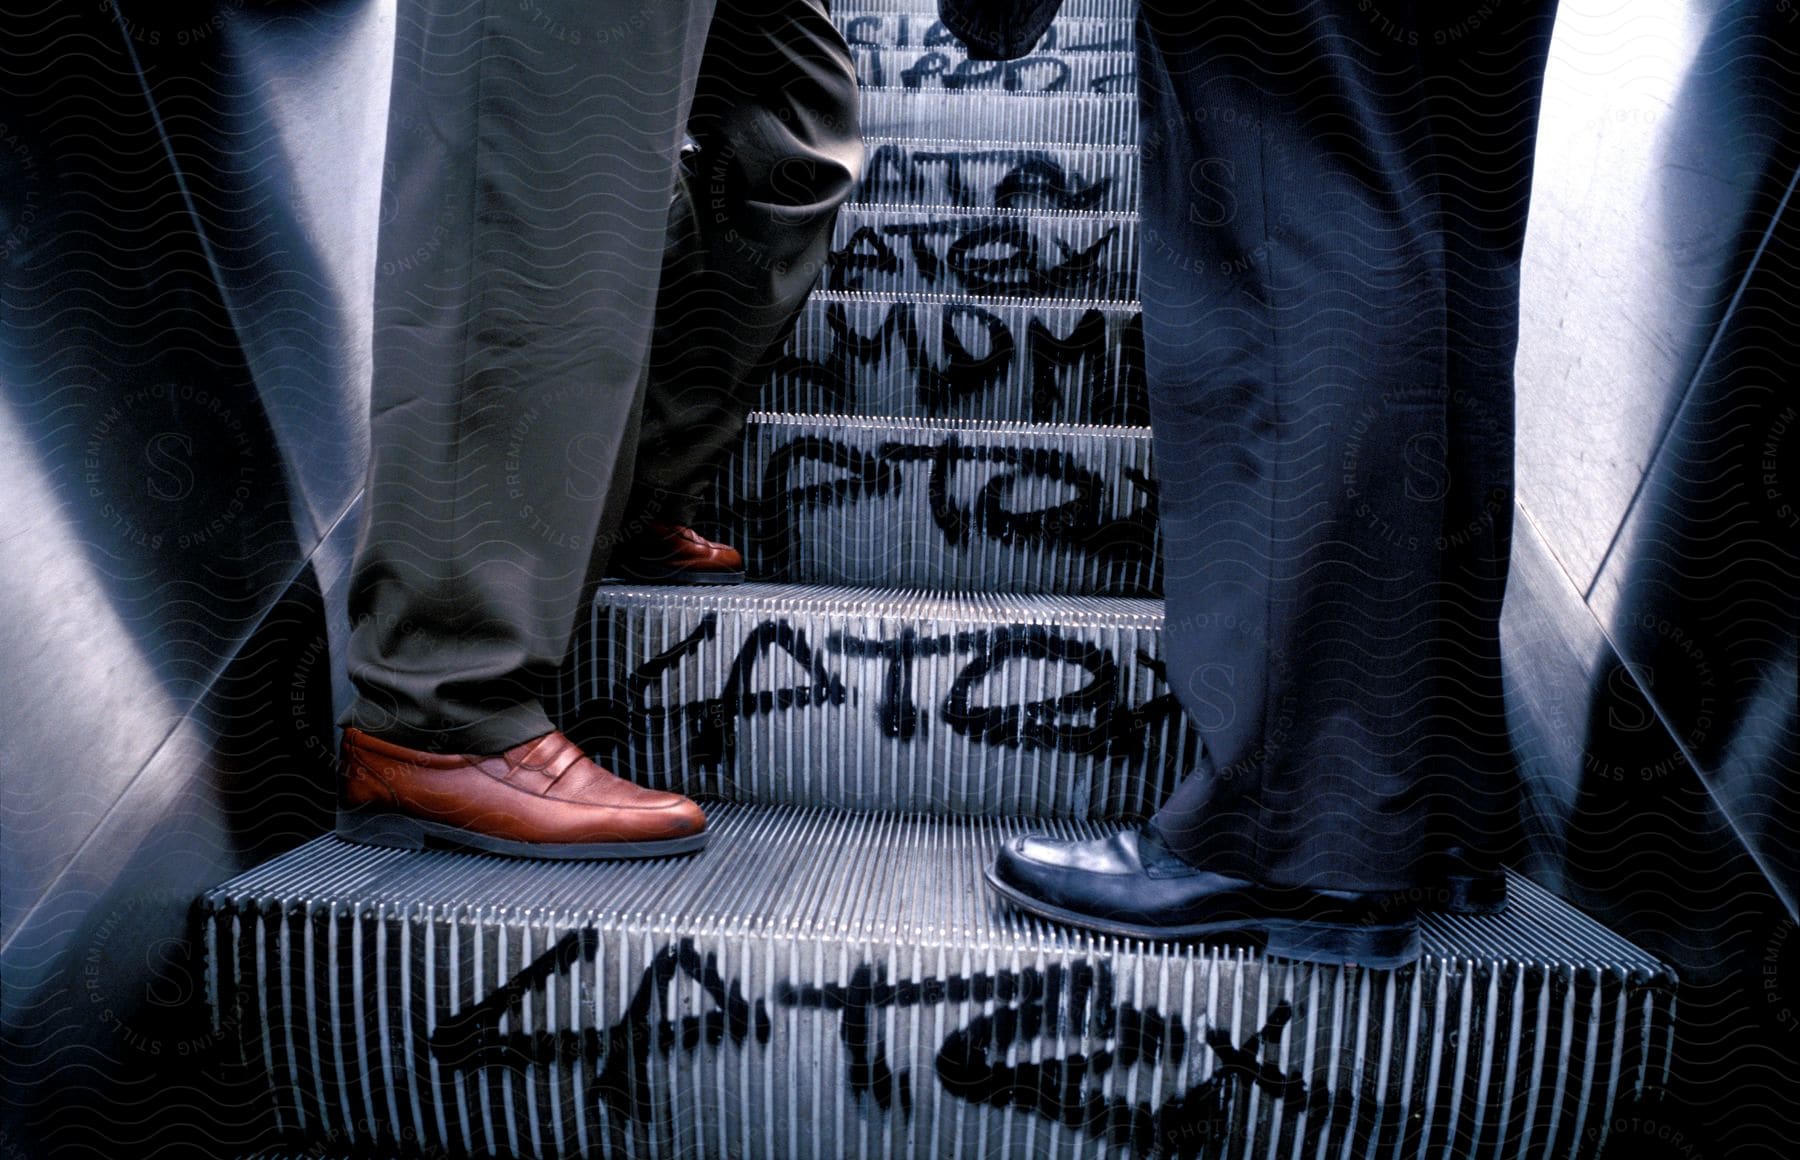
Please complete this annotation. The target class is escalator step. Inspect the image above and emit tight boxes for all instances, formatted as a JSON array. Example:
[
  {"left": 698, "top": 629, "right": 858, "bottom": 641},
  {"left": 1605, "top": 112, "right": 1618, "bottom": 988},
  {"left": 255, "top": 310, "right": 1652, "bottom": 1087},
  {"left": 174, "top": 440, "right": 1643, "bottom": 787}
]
[
  {"left": 859, "top": 88, "right": 1137, "bottom": 149},
  {"left": 560, "top": 584, "right": 1191, "bottom": 819},
  {"left": 836, "top": 0, "right": 1136, "bottom": 16},
  {"left": 837, "top": 11, "right": 1133, "bottom": 54},
  {"left": 856, "top": 138, "right": 1139, "bottom": 216},
  {"left": 767, "top": 291, "right": 1144, "bottom": 425},
  {"left": 712, "top": 413, "right": 1159, "bottom": 594},
  {"left": 851, "top": 46, "right": 1136, "bottom": 94},
  {"left": 829, "top": 203, "right": 1139, "bottom": 301},
  {"left": 202, "top": 805, "right": 1676, "bottom": 1160}
]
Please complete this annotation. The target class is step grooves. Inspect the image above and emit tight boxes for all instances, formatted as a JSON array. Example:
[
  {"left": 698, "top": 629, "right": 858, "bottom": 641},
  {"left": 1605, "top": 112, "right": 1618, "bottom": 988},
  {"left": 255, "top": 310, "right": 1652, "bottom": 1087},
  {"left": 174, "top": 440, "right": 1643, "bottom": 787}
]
[
  {"left": 858, "top": 89, "right": 1137, "bottom": 149},
  {"left": 857, "top": 138, "right": 1140, "bottom": 216},
  {"left": 715, "top": 416, "right": 1160, "bottom": 595},
  {"left": 851, "top": 47, "right": 1137, "bottom": 95},
  {"left": 205, "top": 810, "right": 1676, "bottom": 1160},
  {"left": 561, "top": 584, "right": 1190, "bottom": 821},
  {"left": 769, "top": 293, "right": 1144, "bottom": 424},
  {"left": 831, "top": 204, "right": 1138, "bottom": 300}
]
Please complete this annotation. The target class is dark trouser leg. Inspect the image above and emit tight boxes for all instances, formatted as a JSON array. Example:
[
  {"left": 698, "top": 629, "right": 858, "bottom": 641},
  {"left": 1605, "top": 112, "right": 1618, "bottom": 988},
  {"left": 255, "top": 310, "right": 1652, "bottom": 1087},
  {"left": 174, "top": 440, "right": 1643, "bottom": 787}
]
[
  {"left": 626, "top": 0, "right": 862, "bottom": 531},
  {"left": 341, "top": 0, "right": 717, "bottom": 754},
  {"left": 1138, "top": 1, "right": 1557, "bottom": 892},
  {"left": 1417, "top": 3, "right": 1560, "bottom": 872}
]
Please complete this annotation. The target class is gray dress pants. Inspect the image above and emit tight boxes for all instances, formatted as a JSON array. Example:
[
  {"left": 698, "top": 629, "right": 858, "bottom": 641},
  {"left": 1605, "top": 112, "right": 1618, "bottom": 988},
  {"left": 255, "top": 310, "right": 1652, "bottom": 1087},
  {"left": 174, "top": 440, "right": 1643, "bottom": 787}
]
[{"left": 342, "top": 0, "right": 859, "bottom": 753}]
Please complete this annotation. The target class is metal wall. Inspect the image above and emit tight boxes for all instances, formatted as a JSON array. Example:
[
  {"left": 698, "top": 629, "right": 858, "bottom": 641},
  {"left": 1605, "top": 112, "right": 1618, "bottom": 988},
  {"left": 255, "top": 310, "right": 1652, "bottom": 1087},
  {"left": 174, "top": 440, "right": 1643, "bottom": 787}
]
[{"left": 1, "top": 0, "right": 1794, "bottom": 1155}]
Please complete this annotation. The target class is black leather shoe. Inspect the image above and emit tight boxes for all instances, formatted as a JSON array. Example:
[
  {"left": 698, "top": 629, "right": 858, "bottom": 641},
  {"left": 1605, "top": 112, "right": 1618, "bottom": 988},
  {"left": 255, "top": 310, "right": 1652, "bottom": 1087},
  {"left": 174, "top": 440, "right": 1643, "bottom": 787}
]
[{"left": 986, "top": 829, "right": 1421, "bottom": 969}]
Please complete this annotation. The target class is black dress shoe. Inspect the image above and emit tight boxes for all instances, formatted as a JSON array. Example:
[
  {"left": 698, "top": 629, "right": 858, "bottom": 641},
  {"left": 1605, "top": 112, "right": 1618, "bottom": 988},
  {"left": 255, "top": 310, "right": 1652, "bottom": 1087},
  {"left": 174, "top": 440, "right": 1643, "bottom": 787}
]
[{"left": 986, "top": 829, "right": 1421, "bottom": 969}]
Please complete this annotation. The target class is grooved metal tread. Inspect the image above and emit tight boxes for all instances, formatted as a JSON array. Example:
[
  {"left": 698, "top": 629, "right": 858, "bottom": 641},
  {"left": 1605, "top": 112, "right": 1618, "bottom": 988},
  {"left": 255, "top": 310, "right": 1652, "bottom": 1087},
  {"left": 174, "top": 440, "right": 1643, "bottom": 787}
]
[
  {"left": 714, "top": 414, "right": 1160, "bottom": 594},
  {"left": 205, "top": 806, "right": 1666, "bottom": 974},
  {"left": 204, "top": 805, "right": 1675, "bottom": 1160},
  {"left": 838, "top": 0, "right": 1134, "bottom": 14},
  {"left": 860, "top": 89, "right": 1137, "bottom": 149},
  {"left": 564, "top": 582, "right": 1188, "bottom": 819},
  {"left": 588, "top": 581, "right": 1163, "bottom": 624}
]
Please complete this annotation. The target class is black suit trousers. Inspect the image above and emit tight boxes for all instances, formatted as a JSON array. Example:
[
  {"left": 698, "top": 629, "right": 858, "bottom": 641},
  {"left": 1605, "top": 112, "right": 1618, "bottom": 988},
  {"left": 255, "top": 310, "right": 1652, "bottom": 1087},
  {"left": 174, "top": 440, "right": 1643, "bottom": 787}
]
[{"left": 946, "top": 0, "right": 1559, "bottom": 891}]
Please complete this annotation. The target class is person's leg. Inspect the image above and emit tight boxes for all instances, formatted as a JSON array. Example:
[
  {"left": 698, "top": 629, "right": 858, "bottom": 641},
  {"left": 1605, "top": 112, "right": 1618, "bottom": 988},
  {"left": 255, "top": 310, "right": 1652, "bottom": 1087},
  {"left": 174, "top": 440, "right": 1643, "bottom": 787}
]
[
  {"left": 619, "top": 0, "right": 861, "bottom": 559},
  {"left": 1414, "top": 1, "right": 1560, "bottom": 887},
  {"left": 342, "top": 0, "right": 717, "bottom": 753},
  {"left": 1135, "top": 0, "right": 1455, "bottom": 895},
  {"left": 989, "top": 0, "right": 1560, "bottom": 960}
]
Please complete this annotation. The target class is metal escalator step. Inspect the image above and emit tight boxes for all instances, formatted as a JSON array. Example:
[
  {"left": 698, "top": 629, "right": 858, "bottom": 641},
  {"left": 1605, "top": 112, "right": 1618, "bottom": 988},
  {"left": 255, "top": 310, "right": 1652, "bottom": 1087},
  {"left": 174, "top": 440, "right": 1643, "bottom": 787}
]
[
  {"left": 837, "top": 12, "right": 1133, "bottom": 54},
  {"left": 559, "top": 584, "right": 1191, "bottom": 819},
  {"left": 768, "top": 292, "right": 1145, "bottom": 425},
  {"left": 857, "top": 138, "right": 1139, "bottom": 216},
  {"left": 830, "top": 203, "right": 1138, "bottom": 301},
  {"left": 836, "top": 0, "right": 1136, "bottom": 17},
  {"left": 858, "top": 89, "right": 1137, "bottom": 149},
  {"left": 852, "top": 46, "right": 1135, "bottom": 94},
  {"left": 715, "top": 413, "right": 1160, "bottom": 594},
  {"left": 201, "top": 806, "right": 1676, "bottom": 1160}
]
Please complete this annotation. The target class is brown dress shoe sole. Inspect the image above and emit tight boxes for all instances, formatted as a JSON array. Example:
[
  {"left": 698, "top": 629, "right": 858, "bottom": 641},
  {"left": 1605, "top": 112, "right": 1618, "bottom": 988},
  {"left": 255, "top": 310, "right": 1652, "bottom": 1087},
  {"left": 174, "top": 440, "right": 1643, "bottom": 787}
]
[{"left": 337, "top": 803, "right": 709, "bottom": 860}]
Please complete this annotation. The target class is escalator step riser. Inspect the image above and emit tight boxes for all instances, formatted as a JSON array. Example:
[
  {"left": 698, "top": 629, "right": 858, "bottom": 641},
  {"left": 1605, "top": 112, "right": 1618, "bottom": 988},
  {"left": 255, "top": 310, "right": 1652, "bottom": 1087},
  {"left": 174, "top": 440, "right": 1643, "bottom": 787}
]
[
  {"left": 837, "top": 12, "right": 1133, "bottom": 53},
  {"left": 561, "top": 585, "right": 1191, "bottom": 818},
  {"left": 857, "top": 138, "right": 1140, "bottom": 216},
  {"left": 853, "top": 47, "right": 1136, "bottom": 94},
  {"left": 836, "top": 0, "right": 1136, "bottom": 17},
  {"left": 768, "top": 293, "right": 1145, "bottom": 425},
  {"left": 204, "top": 810, "right": 1676, "bottom": 1160},
  {"left": 714, "top": 415, "right": 1160, "bottom": 594},
  {"left": 831, "top": 204, "right": 1138, "bottom": 302},
  {"left": 859, "top": 89, "right": 1137, "bottom": 149}
]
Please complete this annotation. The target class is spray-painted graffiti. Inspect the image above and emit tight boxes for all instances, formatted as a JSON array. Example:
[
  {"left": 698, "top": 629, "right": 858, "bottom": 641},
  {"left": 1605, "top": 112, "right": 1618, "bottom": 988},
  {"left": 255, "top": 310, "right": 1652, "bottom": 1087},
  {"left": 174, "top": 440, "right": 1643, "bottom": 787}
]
[
  {"left": 829, "top": 215, "right": 1134, "bottom": 299},
  {"left": 776, "top": 300, "right": 1146, "bottom": 424},
  {"left": 428, "top": 935, "right": 1306, "bottom": 1158},
  {"left": 584, "top": 614, "right": 1184, "bottom": 774}
]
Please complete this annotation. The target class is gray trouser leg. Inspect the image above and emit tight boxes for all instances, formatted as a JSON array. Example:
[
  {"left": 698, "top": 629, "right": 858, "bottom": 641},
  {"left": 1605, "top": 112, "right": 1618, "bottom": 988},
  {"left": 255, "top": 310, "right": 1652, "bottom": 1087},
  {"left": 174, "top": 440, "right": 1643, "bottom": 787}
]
[
  {"left": 627, "top": 0, "right": 862, "bottom": 530},
  {"left": 342, "top": 0, "right": 717, "bottom": 753}
]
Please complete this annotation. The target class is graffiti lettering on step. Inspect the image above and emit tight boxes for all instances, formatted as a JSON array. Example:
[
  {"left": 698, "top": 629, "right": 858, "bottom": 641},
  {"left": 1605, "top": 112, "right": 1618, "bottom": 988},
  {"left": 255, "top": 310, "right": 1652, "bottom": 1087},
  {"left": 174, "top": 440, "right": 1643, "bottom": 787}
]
[
  {"left": 751, "top": 435, "right": 1157, "bottom": 564},
  {"left": 589, "top": 613, "right": 1187, "bottom": 773},
  {"left": 858, "top": 144, "right": 1122, "bottom": 211},
  {"left": 856, "top": 49, "right": 1135, "bottom": 95},
  {"left": 428, "top": 931, "right": 770, "bottom": 1131},
  {"left": 778, "top": 301, "right": 1147, "bottom": 424},
  {"left": 828, "top": 217, "right": 1130, "bottom": 298},
  {"left": 431, "top": 941, "right": 1305, "bottom": 1159}
]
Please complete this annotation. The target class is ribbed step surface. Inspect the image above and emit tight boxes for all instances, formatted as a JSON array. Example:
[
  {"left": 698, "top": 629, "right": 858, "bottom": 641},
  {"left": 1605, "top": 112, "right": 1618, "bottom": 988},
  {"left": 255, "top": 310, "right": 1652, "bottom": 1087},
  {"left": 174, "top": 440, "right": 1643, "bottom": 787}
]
[
  {"left": 859, "top": 89, "right": 1137, "bottom": 148},
  {"left": 851, "top": 47, "right": 1136, "bottom": 94},
  {"left": 203, "top": 807, "right": 1676, "bottom": 1160},
  {"left": 830, "top": 204, "right": 1138, "bottom": 300},
  {"left": 769, "top": 292, "right": 1145, "bottom": 424},
  {"left": 857, "top": 139, "right": 1139, "bottom": 215},
  {"left": 838, "top": 13, "right": 1133, "bottom": 53},
  {"left": 559, "top": 584, "right": 1192, "bottom": 819},
  {"left": 714, "top": 415, "right": 1159, "bottom": 594}
]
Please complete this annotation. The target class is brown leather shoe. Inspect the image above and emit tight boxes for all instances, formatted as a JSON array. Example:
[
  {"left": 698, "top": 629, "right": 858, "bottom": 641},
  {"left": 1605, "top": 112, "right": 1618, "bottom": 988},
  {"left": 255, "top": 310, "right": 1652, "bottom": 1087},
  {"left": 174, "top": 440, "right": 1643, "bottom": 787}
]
[
  {"left": 337, "top": 728, "right": 707, "bottom": 859},
  {"left": 610, "top": 521, "right": 745, "bottom": 584}
]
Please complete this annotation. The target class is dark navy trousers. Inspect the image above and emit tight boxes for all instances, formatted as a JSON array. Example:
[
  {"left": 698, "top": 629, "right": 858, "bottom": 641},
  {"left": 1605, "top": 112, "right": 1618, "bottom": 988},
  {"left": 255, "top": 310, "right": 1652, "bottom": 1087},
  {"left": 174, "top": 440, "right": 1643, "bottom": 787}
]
[{"left": 947, "top": 0, "right": 1560, "bottom": 891}]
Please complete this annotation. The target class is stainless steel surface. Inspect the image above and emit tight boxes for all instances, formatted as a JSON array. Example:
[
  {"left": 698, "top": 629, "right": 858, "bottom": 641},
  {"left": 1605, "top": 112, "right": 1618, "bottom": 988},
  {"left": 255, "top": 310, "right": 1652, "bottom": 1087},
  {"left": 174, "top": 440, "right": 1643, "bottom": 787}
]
[
  {"left": 722, "top": 413, "right": 1160, "bottom": 594},
  {"left": 564, "top": 583, "right": 1191, "bottom": 819},
  {"left": 770, "top": 293, "right": 1144, "bottom": 424},
  {"left": 203, "top": 807, "right": 1676, "bottom": 1160}
]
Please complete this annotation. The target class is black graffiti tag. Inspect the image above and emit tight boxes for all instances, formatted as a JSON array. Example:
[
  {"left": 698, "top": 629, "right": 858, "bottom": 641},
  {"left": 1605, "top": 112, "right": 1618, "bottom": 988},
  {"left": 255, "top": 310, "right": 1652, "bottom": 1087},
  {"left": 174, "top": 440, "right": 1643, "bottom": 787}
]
[
  {"left": 754, "top": 435, "right": 1158, "bottom": 566},
  {"left": 776, "top": 300, "right": 1146, "bottom": 424},
  {"left": 829, "top": 218, "right": 1124, "bottom": 297},
  {"left": 428, "top": 932, "right": 771, "bottom": 1135}
]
